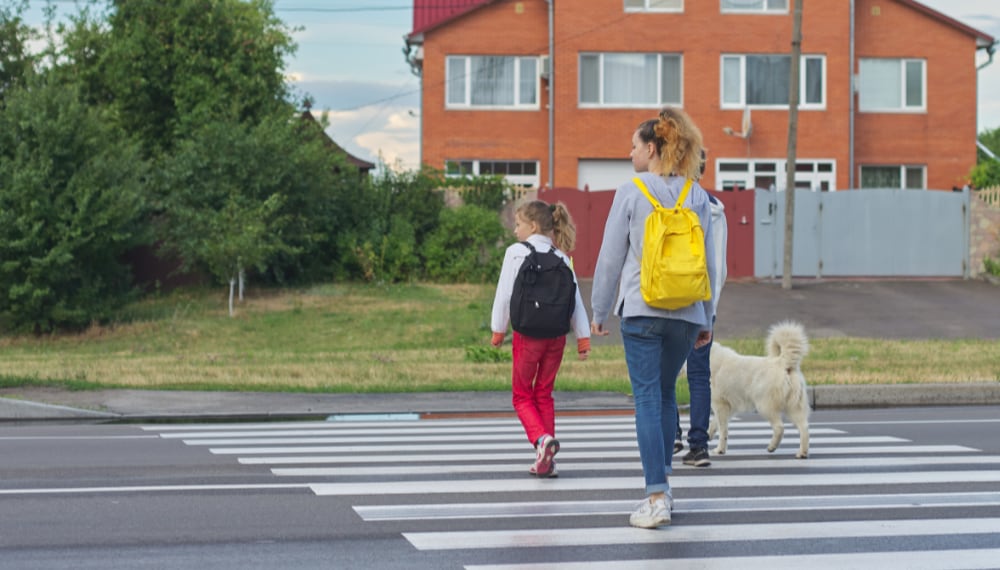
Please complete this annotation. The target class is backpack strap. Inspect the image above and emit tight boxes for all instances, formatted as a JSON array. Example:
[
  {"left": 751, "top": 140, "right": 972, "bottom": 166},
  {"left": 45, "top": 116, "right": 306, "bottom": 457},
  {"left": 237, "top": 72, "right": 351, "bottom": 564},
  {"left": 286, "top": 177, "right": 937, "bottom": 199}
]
[
  {"left": 521, "top": 241, "right": 554, "bottom": 255},
  {"left": 674, "top": 178, "right": 694, "bottom": 209},
  {"left": 634, "top": 177, "right": 694, "bottom": 210},
  {"left": 633, "top": 177, "right": 662, "bottom": 209}
]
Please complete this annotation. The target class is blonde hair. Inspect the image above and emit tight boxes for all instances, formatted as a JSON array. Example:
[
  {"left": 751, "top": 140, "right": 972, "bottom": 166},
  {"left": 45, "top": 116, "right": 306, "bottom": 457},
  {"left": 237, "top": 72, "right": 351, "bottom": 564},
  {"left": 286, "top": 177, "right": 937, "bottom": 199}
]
[
  {"left": 516, "top": 200, "right": 577, "bottom": 253},
  {"left": 644, "top": 107, "right": 704, "bottom": 180}
]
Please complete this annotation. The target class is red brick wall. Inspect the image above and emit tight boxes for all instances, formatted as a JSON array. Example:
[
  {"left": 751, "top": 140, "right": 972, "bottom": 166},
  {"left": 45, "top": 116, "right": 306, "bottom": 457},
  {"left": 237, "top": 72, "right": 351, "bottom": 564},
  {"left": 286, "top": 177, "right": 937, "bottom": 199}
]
[
  {"left": 418, "top": 0, "right": 981, "bottom": 191},
  {"left": 420, "top": 0, "right": 550, "bottom": 177},
  {"left": 854, "top": 0, "right": 979, "bottom": 190}
]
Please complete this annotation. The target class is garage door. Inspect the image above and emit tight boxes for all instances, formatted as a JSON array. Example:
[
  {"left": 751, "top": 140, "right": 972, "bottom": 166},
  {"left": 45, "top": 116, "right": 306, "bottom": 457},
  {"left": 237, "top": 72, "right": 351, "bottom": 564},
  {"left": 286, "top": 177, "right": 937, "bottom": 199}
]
[{"left": 577, "top": 160, "right": 632, "bottom": 192}]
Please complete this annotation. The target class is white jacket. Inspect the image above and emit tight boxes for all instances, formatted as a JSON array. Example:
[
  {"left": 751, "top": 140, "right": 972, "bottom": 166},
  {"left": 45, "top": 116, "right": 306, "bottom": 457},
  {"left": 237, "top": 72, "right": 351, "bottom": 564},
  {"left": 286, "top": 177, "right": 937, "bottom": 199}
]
[
  {"left": 491, "top": 234, "right": 591, "bottom": 340},
  {"left": 707, "top": 194, "right": 728, "bottom": 316}
]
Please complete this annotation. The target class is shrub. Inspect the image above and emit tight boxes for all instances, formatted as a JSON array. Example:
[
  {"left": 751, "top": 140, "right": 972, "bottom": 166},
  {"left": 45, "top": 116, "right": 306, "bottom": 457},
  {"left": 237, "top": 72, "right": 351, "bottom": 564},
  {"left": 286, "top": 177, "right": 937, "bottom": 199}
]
[
  {"left": 984, "top": 256, "right": 1000, "bottom": 277},
  {"left": 464, "top": 344, "right": 511, "bottom": 363},
  {"left": 451, "top": 175, "right": 522, "bottom": 213},
  {"left": 423, "top": 205, "right": 511, "bottom": 283},
  {"left": 0, "top": 80, "right": 148, "bottom": 332}
]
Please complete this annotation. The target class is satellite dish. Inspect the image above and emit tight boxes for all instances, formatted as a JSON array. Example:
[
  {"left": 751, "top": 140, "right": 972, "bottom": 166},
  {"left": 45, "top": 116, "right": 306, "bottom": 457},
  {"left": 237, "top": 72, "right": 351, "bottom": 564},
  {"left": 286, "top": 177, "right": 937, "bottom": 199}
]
[{"left": 723, "top": 108, "right": 752, "bottom": 139}]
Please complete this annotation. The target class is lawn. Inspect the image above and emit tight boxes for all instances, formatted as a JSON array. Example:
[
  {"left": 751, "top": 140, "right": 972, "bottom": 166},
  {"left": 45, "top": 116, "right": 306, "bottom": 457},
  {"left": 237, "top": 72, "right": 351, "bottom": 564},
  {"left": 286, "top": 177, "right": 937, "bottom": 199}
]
[{"left": 0, "top": 283, "right": 997, "bottom": 397}]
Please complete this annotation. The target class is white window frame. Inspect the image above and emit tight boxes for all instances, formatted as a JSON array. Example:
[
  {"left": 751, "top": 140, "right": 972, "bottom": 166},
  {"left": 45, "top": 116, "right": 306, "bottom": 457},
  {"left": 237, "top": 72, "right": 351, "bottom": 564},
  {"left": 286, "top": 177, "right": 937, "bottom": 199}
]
[
  {"left": 445, "top": 159, "right": 540, "bottom": 189},
  {"left": 445, "top": 55, "right": 540, "bottom": 110},
  {"left": 858, "top": 58, "right": 926, "bottom": 113},
  {"left": 721, "top": 54, "right": 826, "bottom": 110},
  {"left": 624, "top": 0, "right": 683, "bottom": 12},
  {"left": 716, "top": 158, "right": 836, "bottom": 191},
  {"left": 579, "top": 52, "right": 683, "bottom": 108},
  {"left": 720, "top": 0, "right": 787, "bottom": 14},
  {"left": 859, "top": 165, "right": 926, "bottom": 189}
]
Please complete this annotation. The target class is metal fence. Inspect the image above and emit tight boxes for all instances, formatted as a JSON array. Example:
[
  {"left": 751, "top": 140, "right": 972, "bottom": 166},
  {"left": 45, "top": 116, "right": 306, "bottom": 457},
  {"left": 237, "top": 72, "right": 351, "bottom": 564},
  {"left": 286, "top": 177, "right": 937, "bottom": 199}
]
[{"left": 753, "top": 188, "right": 971, "bottom": 278}]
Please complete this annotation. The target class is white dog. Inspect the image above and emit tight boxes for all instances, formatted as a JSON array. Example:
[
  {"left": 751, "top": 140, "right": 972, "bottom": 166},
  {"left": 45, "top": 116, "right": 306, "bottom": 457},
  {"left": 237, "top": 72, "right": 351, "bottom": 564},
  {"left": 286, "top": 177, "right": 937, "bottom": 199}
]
[{"left": 707, "top": 321, "right": 811, "bottom": 459}]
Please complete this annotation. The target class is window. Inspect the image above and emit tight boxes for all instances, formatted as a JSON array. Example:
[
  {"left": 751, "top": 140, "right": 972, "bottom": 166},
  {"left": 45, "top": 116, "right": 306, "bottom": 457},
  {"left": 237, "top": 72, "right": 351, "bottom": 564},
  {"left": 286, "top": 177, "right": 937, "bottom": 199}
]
[
  {"left": 625, "top": 0, "right": 682, "bottom": 11},
  {"left": 721, "top": 54, "right": 825, "bottom": 108},
  {"left": 858, "top": 59, "right": 925, "bottom": 112},
  {"left": 717, "top": 159, "right": 836, "bottom": 191},
  {"left": 860, "top": 165, "right": 925, "bottom": 189},
  {"left": 446, "top": 56, "right": 539, "bottom": 109},
  {"left": 580, "top": 53, "right": 682, "bottom": 107},
  {"left": 721, "top": 0, "right": 787, "bottom": 13},
  {"left": 445, "top": 160, "right": 540, "bottom": 188}
]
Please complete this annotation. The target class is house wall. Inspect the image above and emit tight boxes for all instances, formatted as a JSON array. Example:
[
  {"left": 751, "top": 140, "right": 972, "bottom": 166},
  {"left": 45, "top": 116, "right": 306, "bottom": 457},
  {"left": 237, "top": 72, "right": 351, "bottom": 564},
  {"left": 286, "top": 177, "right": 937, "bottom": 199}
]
[
  {"left": 553, "top": 0, "right": 851, "bottom": 191},
  {"left": 420, "top": 0, "right": 550, "bottom": 179},
  {"left": 417, "top": 0, "right": 982, "bottom": 192},
  {"left": 854, "top": 0, "right": 979, "bottom": 190}
]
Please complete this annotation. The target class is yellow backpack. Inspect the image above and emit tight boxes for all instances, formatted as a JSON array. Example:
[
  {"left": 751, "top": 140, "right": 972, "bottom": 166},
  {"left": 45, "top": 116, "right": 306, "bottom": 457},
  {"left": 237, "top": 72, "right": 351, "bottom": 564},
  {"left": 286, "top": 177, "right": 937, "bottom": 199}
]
[{"left": 633, "top": 176, "right": 711, "bottom": 310}]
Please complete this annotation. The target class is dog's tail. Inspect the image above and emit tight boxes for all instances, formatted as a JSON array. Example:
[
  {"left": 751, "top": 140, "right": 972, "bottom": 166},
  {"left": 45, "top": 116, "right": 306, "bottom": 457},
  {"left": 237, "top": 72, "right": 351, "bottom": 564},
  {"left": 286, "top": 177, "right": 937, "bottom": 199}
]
[{"left": 766, "top": 321, "right": 809, "bottom": 372}]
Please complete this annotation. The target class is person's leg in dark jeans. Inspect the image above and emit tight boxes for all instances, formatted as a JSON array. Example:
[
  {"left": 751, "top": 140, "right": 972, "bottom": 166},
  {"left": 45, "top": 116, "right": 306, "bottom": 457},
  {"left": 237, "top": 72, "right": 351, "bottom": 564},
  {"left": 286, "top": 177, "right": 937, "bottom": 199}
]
[{"left": 682, "top": 330, "right": 713, "bottom": 467}]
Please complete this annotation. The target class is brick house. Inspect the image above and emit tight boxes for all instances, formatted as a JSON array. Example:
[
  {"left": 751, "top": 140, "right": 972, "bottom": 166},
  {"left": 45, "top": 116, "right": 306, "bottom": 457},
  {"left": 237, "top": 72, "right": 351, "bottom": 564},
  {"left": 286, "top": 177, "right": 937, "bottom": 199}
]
[{"left": 403, "top": 0, "right": 995, "bottom": 193}]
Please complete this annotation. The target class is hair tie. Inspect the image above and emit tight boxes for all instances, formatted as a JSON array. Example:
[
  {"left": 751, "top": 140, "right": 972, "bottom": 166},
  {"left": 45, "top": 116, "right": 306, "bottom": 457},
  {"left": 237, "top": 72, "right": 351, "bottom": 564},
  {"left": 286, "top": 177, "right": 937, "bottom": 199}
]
[{"left": 549, "top": 204, "right": 556, "bottom": 213}]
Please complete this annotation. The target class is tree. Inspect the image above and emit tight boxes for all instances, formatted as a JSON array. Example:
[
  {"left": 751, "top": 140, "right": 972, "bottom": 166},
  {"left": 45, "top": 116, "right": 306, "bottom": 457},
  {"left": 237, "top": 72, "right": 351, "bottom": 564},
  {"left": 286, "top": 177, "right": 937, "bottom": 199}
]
[
  {"left": 0, "top": 79, "right": 148, "bottom": 332},
  {"left": 154, "top": 118, "right": 301, "bottom": 307},
  {"left": 59, "top": 0, "right": 298, "bottom": 157},
  {"left": 0, "top": 0, "right": 35, "bottom": 102},
  {"left": 971, "top": 126, "right": 1000, "bottom": 188}
]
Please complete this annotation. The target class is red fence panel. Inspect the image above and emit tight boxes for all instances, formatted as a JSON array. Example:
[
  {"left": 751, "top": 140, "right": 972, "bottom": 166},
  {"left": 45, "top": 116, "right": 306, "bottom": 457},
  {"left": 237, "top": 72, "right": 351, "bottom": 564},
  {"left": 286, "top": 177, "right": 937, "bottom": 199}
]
[{"left": 538, "top": 186, "right": 755, "bottom": 279}]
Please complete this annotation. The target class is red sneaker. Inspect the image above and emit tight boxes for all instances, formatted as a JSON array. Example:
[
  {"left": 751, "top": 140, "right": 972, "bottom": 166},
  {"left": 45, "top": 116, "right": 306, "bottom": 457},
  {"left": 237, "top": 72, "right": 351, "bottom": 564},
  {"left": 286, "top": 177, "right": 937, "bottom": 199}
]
[{"left": 532, "top": 434, "right": 560, "bottom": 476}]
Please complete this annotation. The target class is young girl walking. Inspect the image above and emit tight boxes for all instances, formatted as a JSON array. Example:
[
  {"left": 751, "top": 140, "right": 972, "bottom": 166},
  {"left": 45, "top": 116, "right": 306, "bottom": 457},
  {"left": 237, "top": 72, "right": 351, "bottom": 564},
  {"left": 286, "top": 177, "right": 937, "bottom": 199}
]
[{"left": 490, "top": 200, "right": 591, "bottom": 478}]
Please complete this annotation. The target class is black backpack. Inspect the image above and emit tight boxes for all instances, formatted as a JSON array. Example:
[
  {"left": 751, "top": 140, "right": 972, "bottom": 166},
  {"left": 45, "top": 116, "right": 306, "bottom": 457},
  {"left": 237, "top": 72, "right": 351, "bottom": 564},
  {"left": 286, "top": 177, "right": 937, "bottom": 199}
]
[{"left": 510, "top": 242, "right": 577, "bottom": 339}]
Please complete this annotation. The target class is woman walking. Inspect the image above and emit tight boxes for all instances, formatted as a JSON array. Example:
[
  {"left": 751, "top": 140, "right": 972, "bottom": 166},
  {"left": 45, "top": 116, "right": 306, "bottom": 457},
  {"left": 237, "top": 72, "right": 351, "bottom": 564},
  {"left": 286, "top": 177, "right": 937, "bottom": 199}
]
[{"left": 590, "top": 108, "right": 717, "bottom": 528}]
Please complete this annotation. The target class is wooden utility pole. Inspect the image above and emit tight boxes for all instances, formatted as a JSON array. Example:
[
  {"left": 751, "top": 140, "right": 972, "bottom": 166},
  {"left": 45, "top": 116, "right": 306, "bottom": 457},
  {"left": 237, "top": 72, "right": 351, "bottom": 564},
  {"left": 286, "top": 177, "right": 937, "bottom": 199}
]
[{"left": 782, "top": 0, "right": 804, "bottom": 290}]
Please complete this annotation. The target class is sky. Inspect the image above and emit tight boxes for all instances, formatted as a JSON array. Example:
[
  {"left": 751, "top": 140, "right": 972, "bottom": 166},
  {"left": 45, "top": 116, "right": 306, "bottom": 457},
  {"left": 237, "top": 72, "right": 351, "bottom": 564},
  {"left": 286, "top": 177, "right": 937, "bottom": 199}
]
[{"left": 17, "top": 1, "right": 1000, "bottom": 171}]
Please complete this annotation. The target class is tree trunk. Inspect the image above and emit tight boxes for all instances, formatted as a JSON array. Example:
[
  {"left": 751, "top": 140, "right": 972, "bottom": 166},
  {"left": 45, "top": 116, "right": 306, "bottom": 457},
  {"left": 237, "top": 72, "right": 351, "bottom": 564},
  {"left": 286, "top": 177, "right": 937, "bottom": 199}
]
[
  {"left": 228, "top": 278, "right": 236, "bottom": 317},
  {"left": 783, "top": 0, "right": 804, "bottom": 290}
]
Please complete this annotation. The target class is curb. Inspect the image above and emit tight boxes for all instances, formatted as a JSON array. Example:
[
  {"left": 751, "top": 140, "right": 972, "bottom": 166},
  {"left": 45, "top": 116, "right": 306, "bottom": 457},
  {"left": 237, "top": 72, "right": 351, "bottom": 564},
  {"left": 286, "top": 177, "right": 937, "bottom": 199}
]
[{"left": 810, "top": 383, "right": 1000, "bottom": 409}]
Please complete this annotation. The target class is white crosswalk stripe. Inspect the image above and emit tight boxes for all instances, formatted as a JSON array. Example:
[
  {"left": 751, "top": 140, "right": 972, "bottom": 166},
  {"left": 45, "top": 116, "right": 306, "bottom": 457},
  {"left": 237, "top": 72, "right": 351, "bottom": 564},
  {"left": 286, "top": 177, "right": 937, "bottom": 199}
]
[{"left": 145, "top": 414, "right": 999, "bottom": 569}]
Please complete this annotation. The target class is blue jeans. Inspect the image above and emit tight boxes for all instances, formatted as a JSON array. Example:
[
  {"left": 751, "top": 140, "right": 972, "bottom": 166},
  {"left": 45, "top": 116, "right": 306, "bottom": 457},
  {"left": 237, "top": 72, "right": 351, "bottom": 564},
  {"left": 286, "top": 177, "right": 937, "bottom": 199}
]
[
  {"left": 683, "top": 329, "right": 713, "bottom": 450},
  {"left": 621, "top": 316, "right": 700, "bottom": 495}
]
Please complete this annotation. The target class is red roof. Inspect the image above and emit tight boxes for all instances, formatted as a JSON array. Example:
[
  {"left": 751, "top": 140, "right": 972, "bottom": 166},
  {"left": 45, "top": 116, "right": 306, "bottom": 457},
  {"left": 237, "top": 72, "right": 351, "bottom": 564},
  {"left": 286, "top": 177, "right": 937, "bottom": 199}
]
[{"left": 409, "top": 0, "right": 492, "bottom": 37}]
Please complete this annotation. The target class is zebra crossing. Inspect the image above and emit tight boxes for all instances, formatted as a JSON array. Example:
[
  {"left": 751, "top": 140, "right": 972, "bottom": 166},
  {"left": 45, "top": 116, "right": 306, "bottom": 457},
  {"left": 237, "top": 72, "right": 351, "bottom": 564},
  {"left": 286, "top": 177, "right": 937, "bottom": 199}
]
[{"left": 145, "top": 414, "right": 1000, "bottom": 569}]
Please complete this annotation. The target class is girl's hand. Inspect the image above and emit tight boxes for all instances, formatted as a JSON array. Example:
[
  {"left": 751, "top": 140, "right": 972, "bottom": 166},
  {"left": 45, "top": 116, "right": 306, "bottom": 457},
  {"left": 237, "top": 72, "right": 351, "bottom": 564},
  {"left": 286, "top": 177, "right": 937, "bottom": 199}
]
[
  {"left": 490, "top": 332, "right": 505, "bottom": 347},
  {"left": 591, "top": 322, "right": 610, "bottom": 336}
]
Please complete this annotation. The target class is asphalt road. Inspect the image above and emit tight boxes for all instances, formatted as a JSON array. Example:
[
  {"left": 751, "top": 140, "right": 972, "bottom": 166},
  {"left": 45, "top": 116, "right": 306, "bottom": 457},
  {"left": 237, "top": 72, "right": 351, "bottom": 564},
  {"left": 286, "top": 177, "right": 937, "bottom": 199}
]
[
  {"left": 579, "top": 278, "right": 1000, "bottom": 344},
  {"left": 1, "top": 406, "right": 999, "bottom": 569}
]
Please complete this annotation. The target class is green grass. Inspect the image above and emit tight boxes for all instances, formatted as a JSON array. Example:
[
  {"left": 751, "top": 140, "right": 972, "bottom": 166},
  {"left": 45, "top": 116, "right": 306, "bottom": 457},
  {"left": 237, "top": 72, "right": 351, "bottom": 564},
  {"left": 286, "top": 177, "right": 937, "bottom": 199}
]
[{"left": 0, "top": 283, "right": 997, "bottom": 399}]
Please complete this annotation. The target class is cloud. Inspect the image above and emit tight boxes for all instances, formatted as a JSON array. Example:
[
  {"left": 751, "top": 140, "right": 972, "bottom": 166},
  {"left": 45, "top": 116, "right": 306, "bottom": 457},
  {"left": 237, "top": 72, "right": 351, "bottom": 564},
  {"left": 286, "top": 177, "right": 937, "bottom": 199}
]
[
  {"left": 322, "top": 106, "right": 420, "bottom": 172},
  {"left": 290, "top": 76, "right": 419, "bottom": 114}
]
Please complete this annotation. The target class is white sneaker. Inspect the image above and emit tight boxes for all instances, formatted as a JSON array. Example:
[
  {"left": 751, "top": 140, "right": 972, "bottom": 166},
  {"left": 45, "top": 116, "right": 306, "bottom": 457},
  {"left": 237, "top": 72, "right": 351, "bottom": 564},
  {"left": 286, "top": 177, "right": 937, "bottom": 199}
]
[{"left": 629, "top": 496, "right": 671, "bottom": 528}]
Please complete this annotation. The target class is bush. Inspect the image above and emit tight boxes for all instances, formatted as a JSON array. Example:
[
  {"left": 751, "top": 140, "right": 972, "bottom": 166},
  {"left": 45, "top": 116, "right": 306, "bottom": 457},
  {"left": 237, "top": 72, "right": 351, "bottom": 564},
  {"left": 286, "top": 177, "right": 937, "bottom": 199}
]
[
  {"left": 984, "top": 256, "right": 1000, "bottom": 277},
  {"left": 351, "top": 215, "right": 421, "bottom": 284},
  {"left": 0, "top": 80, "right": 148, "bottom": 332},
  {"left": 423, "top": 205, "right": 511, "bottom": 283},
  {"left": 451, "top": 175, "right": 522, "bottom": 213},
  {"left": 464, "top": 344, "right": 511, "bottom": 363}
]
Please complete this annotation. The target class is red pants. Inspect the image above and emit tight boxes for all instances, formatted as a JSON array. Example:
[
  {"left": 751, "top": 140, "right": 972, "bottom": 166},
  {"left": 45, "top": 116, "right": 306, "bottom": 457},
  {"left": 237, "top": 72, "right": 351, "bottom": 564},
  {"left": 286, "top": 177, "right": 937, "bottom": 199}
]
[{"left": 511, "top": 332, "right": 566, "bottom": 445}]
